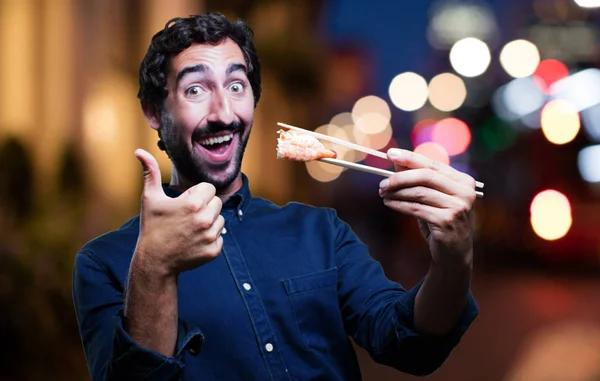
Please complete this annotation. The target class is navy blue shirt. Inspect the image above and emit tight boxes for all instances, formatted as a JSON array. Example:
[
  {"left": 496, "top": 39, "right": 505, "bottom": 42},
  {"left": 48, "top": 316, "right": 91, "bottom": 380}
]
[{"left": 73, "top": 174, "right": 477, "bottom": 381}]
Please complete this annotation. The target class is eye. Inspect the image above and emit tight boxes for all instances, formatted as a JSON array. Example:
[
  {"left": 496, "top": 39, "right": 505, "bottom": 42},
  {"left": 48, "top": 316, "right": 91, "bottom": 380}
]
[
  {"left": 186, "top": 85, "right": 202, "bottom": 97},
  {"left": 228, "top": 82, "right": 244, "bottom": 93}
]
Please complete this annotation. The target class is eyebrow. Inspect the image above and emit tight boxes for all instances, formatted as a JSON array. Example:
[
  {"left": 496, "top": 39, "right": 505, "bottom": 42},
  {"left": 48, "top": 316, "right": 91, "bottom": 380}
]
[
  {"left": 226, "top": 63, "right": 247, "bottom": 75},
  {"left": 176, "top": 64, "right": 210, "bottom": 87}
]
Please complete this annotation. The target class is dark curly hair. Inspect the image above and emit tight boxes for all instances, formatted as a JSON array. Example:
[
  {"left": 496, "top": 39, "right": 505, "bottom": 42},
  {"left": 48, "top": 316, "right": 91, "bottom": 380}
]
[{"left": 137, "top": 12, "right": 262, "bottom": 110}]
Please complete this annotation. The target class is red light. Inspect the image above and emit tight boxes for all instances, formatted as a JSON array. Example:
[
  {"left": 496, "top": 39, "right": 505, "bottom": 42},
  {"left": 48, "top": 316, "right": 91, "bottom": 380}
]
[
  {"left": 413, "top": 142, "right": 450, "bottom": 165},
  {"left": 431, "top": 118, "right": 472, "bottom": 156},
  {"left": 533, "top": 59, "right": 569, "bottom": 94},
  {"left": 411, "top": 119, "right": 436, "bottom": 147}
]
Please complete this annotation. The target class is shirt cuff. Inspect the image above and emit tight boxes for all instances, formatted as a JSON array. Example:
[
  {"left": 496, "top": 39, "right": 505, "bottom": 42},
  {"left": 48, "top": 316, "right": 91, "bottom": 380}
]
[
  {"left": 388, "top": 278, "right": 479, "bottom": 375},
  {"left": 111, "top": 309, "right": 204, "bottom": 379}
]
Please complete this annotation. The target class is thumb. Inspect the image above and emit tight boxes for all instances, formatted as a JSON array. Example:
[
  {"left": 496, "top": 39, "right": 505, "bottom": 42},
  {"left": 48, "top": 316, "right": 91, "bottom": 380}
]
[{"left": 134, "top": 149, "right": 164, "bottom": 198}]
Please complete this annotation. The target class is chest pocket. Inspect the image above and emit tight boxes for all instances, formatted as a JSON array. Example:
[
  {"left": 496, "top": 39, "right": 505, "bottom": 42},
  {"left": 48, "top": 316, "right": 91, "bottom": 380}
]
[{"left": 282, "top": 267, "right": 346, "bottom": 351}]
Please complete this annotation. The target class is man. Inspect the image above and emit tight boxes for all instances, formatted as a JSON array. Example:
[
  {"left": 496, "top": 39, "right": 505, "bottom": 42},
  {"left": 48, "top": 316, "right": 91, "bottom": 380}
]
[{"left": 73, "top": 12, "right": 478, "bottom": 381}]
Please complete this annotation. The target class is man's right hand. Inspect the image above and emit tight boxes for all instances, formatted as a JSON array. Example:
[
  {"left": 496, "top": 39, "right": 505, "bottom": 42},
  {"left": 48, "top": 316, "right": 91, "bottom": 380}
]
[{"left": 133, "top": 148, "right": 225, "bottom": 278}]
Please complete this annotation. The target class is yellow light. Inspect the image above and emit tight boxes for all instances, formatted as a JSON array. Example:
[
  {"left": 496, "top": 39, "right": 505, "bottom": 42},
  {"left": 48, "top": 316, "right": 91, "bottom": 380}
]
[
  {"left": 540, "top": 100, "right": 581, "bottom": 145},
  {"left": 305, "top": 160, "right": 343, "bottom": 182},
  {"left": 340, "top": 124, "right": 367, "bottom": 162},
  {"left": 389, "top": 72, "right": 429, "bottom": 111},
  {"left": 324, "top": 124, "right": 354, "bottom": 164},
  {"left": 530, "top": 190, "right": 572, "bottom": 241},
  {"left": 428, "top": 73, "right": 467, "bottom": 112},
  {"left": 351, "top": 95, "right": 391, "bottom": 134},
  {"left": 329, "top": 112, "right": 353, "bottom": 128},
  {"left": 500, "top": 39, "right": 540, "bottom": 78},
  {"left": 363, "top": 123, "right": 393, "bottom": 150},
  {"left": 449, "top": 37, "right": 491, "bottom": 77}
]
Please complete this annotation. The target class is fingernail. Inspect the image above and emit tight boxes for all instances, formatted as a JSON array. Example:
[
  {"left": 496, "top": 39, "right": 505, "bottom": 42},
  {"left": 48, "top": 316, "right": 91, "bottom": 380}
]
[
  {"left": 387, "top": 148, "right": 402, "bottom": 159},
  {"left": 379, "top": 178, "right": 389, "bottom": 191}
]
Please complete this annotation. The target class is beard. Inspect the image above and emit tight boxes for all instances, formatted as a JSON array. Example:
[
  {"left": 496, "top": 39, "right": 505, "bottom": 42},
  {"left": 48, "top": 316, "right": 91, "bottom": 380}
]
[{"left": 159, "top": 112, "right": 251, "bottom": 192}]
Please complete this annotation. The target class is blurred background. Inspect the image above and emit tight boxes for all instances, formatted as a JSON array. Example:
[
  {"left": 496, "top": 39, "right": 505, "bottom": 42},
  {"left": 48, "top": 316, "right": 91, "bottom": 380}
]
[{"left": 1, "top": 0, "right": 600, "bottom": 380}]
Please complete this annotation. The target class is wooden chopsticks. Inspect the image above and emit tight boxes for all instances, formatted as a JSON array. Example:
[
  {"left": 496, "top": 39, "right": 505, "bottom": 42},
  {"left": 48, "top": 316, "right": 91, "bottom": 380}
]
[{"left": 277, "top": 122, "right": 484, "bottom": 197}]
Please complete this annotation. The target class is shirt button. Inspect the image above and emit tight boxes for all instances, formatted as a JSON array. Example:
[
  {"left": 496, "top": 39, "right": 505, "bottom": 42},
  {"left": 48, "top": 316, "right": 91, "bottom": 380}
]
[
  {"left": 265, "top": 343, "right": 273, "bottom": 352},
  {"left": 222, "top": 227, "right": 227, "bottom": 235},
  {"left": 238, "top": 209, "right": 243, "bottom": 217},
  {"left": 243, "top": 283, "right": 251, "bottom": 291}
]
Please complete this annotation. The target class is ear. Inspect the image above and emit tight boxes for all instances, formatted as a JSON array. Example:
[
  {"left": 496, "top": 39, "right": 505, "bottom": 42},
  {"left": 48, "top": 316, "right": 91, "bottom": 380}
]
[{"left": 141, "top": 100, "right": 161, "bottom": 131}]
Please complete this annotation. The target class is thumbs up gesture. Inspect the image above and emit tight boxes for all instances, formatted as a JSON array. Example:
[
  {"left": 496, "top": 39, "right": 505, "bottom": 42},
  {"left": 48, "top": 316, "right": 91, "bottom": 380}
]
[{"left": 133, "top": 149, "right": 225, "bottom": 277}]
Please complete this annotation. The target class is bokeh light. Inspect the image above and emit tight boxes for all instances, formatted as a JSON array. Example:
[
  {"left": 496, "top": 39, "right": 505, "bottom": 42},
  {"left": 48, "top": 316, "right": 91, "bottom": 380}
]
[
  {"left": 305, "top": 160, "right": 343, "bottom": 182},
  {"left": 540, "top": 100, "right": 581, "bottom": 145},
  {"left": 329, "top": 112, "right": 354, "bottom": 128},
  {"left": 502, "top": 77, "right": 546, "bottom": 121},
  {"left": 431, "top": 118, "right": 471, "bottom": 156},
  {"left": 412, "top": 119, "right": 437, "bottom": 147},
  {"left": 533, "top": 59, "right": 569, "bottom": 94},
  {"left": 581, "top": 103, "right": 600, "bottom": 142},
  {"left": 362, "top": 123, "right": 393, "bottom": 151},
  {"left": 499, "top": 39, "right": 540, "bottom": 78},
  {"left": 428, "top": 73, "right": 467, "bottom": 112},
  {"left": 578, "top": 145, "right": 600, "bottom": 183},
  {"left": 427, "top": 2, "right": 498, "bottom": 48},
  {"left": 449, "top": 37, "right": 491, "bottom": 77},
  {"left": 351, "top": 95, "right": 391, "bottom": 135},
  {"left": 550, "top": 68, "right": 600, "bottom": 112},
  {"left": 304, "top": 123, "right": 345, "bottom": 182},
  {"left": 388, "top": 72, "right": 429, "bottom": 111},
  {"left": 530, "top": 190, "right": 572, "bottom": 241},
  {"left": 574, "top": 0, "right": 600, "bottom": 8},
  {"left": 413, "top": 142, "right": 450, "bottom": 165}
]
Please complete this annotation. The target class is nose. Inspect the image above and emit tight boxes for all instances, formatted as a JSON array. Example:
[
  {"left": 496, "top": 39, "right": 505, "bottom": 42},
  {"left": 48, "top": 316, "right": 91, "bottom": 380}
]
[{"left": 206, "top": 89, "right": 234, "bottom": 126}]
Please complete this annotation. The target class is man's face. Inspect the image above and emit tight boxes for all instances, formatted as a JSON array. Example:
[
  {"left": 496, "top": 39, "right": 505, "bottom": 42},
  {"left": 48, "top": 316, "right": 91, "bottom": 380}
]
[{"left": 159, "top": 39, "right": 255, "bottom": 191}]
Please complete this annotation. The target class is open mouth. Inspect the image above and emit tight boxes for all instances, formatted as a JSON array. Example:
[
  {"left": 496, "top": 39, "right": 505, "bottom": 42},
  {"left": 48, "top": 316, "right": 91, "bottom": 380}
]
[{"left": 195, "top": 132, "right": 238, "bottom": 164}]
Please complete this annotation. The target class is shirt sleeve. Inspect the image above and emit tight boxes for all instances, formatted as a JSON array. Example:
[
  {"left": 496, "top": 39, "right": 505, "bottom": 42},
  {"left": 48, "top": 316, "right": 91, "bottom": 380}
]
[
  {"left": 328, "top": 209, "right": 478, "bottom": 376},
  {"left": 72, "top": 250, "right": 204, "bottom": 381}
]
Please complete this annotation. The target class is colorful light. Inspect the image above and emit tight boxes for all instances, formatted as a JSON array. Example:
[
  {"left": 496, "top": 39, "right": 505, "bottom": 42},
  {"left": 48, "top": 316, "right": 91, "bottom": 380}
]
[
  {"left": 530, "top": 190, "right": 572, "bottom": 241},
  {"left": 449, "top": 37, "right": 491, "bottom": 77},
  {"left": 411, "top": 119, "right": 437, "bottom": 147},
  {"left": 431, "top": 118, "right": 472, "bottom": 156},
  {"left": 351, "top": 95, "right": 391, "bottom": 135},
  {"left": 533, "top": 59, "right": 569, "bottom": 94},
  {"left": 577, "top": 145, "right": 600, "bottom": 183},
  {"left": 540, "top": 100, "right": 580, "bottom": 145},
  {"left": 413, "top": 142, "right": 450, "bottom": 165},
  {"left": 499, "top": 39, "right": 540, "bottom": 78},
  {"left": 388, "top": 72, "right": 429, "bottom": 112},
  {"left": 428, "top": 73, "right": 467, "bottom": 112}
]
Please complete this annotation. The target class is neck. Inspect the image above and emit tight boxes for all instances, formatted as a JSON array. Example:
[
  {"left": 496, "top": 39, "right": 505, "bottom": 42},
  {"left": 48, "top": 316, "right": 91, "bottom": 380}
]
[{"left": 169, "top": 165, "right": 243, "bottom": 202}]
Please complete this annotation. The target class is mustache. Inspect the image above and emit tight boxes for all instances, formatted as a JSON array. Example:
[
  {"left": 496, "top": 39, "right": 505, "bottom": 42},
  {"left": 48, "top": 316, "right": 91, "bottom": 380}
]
[{"left": 192, "top": 121, "right": 244, "bottom": 140}]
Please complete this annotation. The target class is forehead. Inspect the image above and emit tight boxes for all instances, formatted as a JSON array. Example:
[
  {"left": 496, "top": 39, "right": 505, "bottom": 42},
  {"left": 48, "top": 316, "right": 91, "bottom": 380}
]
[{"left": 169, "top": 39, "right": 246, "bottom": 77}]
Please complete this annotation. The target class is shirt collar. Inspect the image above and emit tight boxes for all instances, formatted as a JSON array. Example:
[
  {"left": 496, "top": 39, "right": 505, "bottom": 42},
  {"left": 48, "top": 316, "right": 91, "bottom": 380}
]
[{"left": 162, "top": 173, "right": 251, "bottom": 217}]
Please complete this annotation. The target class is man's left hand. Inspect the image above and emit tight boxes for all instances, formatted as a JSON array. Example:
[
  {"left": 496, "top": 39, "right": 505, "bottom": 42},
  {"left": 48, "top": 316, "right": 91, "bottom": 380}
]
[{"left": 378, "top": 148, "right": 477, "bottom": 265}]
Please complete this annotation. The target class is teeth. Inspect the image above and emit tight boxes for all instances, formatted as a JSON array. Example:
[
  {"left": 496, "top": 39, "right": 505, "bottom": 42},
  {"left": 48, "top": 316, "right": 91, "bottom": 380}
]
[{"left": 199, "top": 134, "right": 233, "bottom": 146}]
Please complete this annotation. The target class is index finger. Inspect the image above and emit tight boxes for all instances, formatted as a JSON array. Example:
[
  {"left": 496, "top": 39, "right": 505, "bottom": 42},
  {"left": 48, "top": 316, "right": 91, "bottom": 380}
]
[{"left": 387, "top": 148, "right": 475, "bottom": 188}]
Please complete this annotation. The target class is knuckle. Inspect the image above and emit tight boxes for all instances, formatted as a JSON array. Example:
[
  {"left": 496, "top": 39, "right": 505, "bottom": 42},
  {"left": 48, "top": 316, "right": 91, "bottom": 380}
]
[
  {"left": 185, "top": 198, "right": 202, "bottom": 212},
  {"left": 413, "top": 186, "right": 427, "bottom": 202},
  {"left": 409, "top": 202, "right": 422, "bottom": 214},
  {"left": 194, "top": 214, "right": 212, "bottom": 230},
  {"left": 427, "top": 158, "right": 440, "bottom": 171},
  {"left": 440, "top": 213, "right": 454, "bottom": 229}
]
